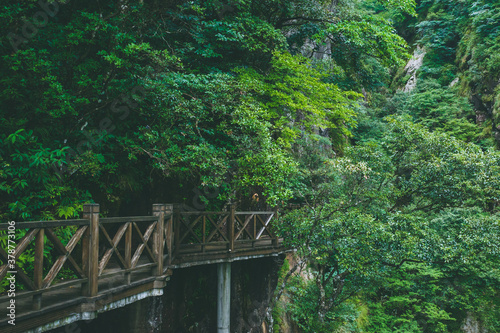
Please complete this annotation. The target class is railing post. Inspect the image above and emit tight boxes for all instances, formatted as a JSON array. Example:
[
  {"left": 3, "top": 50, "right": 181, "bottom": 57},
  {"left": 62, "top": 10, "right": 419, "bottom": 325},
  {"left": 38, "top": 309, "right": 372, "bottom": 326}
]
[
  {"left": 229, "top": 204, "right": 235, "bottom": 252},
  {"left": 152, "top": 204, "right": 165, "bottom": 276},
  {"left": 83, "top": 203, "right": 99, "bottom": 297},
  {"left": 174, "top": 204, "right": 180, "bottom": 261},
  {"left": 272, "top": 207, "right": 279, "bottom": 248},
  {"left": 165, "top": 204, "right": 173, "bottom": 266},
  {"left": 33, "top": 228, "right": 44, "bottom": 310},
  {"left": 124, "top": 222, "right": 132, "bottom": 284}
]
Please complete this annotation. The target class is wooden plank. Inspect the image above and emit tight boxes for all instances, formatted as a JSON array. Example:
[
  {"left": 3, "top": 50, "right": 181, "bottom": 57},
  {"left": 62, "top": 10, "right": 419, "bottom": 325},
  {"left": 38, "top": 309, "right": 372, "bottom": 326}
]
[
  {"left": 179, "top": 215, "right": 203, "bottom": 244},
  {"left": 98, "top": 224, "right": 128, "bottom": 275},
  {"left": 98, "top": 263, "right": 156, "bottom": 279},
  {"left": 0, "top": 277, "right": 87, "bottom": 303},
  {"left": 165, "top": 213, "right": 173, "bottom": 265},
  {"left": 202, "top": 216, "right": 206, "bottom": 253},
  {"left": 253, "top": 215, "right": 256, "bottom": 240},
  {"left": 124, "top": 222, "right": 132, "bottom": 284},
  {"left": 33, "top": 229, "right": 44, "bottom": 290},
  {"left": 44, "top": 228, "right": 85, "bottom": 280},
  {"left": 125, "top": 222, "right": 132, "bottom": 268},
  {"left": 42, "top": 256, "right": 67, "bottom": 289},
  {"left": 273, "top": 207, "right": 279, "bottom": 247},
  {"left": 64, "top": 225, "right": 88, "bottom": 253},
  {"left": 0, "top": 228, "right": 39, "bottom": 282},
  {"left": 81, "top": 221, "right": 90, "bottom": 295},
  {"left": 99, "top": 216, "right": 157, "bottom": 224},
  {"left": 131, "top": 222, "right": 157, "bottom": 267},
  {"left": 234, "top": 214, "right": 255, "bottom": 240},
  {"left": 152, "top": 204, "right": 165, "bottom": 276},
  {"left": 13, "top": 262, "right": 36, "bottom": 291},
  {"left": 174, "top": 208, "right": 180, "bottom": 260},
  {"left": 256, "top": 214, "right": 274, "bottom": 239},
  {"left": 83, "top": 204, "right": 99, "bottom": 297},
  {"left": 0, "top": 219, "right": 89, "bottom": 230},
  {"left": 179, "top": 211, "right": 226, "bottom": 215},
  {"left": 229, "top": 204, "right": 235, "bottom": 251},
  {"left": 206, "top": 215, "right": 229, "bottom": 242}
]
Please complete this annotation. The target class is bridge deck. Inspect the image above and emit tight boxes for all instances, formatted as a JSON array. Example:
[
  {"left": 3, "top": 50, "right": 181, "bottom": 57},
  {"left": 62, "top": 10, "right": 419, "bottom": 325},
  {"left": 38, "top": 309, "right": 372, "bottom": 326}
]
[{"left": 0, "top": 204, "right": 286, "bottom": 332}]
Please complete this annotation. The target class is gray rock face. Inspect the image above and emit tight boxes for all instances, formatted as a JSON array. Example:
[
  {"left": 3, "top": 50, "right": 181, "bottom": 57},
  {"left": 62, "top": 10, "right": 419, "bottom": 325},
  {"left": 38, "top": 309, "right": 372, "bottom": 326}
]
[
  {"left": 402, "top": 46, "right": 426, "bottom": 93},
  {"left": 461, "top": 312, "right": 488, "bottom": 333}
]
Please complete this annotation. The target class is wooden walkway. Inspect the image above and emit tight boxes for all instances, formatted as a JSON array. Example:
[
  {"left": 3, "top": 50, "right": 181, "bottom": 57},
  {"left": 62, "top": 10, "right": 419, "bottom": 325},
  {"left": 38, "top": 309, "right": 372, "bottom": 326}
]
[{"left": 0, "top": 204, "right": 285, "bottom": 332}]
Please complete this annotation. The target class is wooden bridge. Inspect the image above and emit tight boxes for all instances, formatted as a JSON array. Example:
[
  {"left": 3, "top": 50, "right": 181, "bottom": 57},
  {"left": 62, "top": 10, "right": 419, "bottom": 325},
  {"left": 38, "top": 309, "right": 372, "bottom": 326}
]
[{"left": 0, "top": 204, "right": 285, "bottom": 332}]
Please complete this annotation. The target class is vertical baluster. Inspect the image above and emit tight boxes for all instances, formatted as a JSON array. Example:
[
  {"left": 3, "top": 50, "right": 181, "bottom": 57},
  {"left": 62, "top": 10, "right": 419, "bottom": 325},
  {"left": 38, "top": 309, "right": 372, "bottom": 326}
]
[
  {"left": 229, "top": 204, "right": 235, "bottom": 252},
  {"left": 81, "top": 220, "right": 89, "bottom": 295},
  {"left": 253, "top": 215, "right": 256, "bottom": 242},
  {"left": 165, "top": 204, "right": 173, "bottom": 266},
  {"left": 33, "top": 228, "right": 44, "bottom": 310},
  {"left": 272, "top": 208, "right": 279, "bottom": 248},
  {"left": 202, "top": 215, "right": 206, "bottom": 253},
  {"left": 174, "top": 204, "right": 180, "bottom": 261},
  {"left": 124, "top": 222, "right": 132, "bottom": 284}
]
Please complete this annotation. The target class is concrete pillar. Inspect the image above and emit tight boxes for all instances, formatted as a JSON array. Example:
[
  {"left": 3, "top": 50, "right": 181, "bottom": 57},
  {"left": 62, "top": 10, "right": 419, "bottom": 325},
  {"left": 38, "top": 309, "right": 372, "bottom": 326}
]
[{"left": 217, "top": 262, "right": 231, "bottom": 333}]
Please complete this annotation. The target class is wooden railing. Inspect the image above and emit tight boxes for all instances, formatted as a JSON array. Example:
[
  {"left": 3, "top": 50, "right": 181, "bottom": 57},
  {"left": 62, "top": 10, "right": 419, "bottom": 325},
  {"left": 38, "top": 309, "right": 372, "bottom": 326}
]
[
  {"left": 0, "top": 218, "right": 90, "bottom": 310},
  {"left": 173, "top": 206, "right": 278, "bottom": 260},
  {"left": 0, "top": 203, "right": 280, "bottom": 314}
]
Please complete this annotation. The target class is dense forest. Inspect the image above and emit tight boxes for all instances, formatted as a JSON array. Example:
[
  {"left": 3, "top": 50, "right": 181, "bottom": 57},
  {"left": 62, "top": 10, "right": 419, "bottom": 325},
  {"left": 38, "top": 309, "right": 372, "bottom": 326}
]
[{"left": 1, "top": 0, "right": 499, "bottom": 332}]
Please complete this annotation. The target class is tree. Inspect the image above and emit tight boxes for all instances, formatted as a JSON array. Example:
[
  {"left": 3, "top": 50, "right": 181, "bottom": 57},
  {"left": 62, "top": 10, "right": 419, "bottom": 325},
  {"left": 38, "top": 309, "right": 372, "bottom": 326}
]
[{"left": 275, "top": 117, "right": 500, "bottom": 331}]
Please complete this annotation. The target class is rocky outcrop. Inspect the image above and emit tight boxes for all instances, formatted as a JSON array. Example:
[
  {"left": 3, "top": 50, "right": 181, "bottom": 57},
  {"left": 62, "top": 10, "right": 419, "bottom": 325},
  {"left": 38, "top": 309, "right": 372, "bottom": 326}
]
[
  {"left": 402, "top": 46, "right": 426, "bottom": 93},
  {"left": 462, "top": 312, "right": 488, "bottom": 333}
]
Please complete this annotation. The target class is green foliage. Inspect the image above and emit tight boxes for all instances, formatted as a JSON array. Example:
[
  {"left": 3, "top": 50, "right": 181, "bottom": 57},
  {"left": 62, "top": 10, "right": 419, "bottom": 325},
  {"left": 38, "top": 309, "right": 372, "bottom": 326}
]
[
  {"left": 279, "top": 117, "right": 500, "bottom": 331},
  {"left": 2, "top": 0, "right": 499, "bottom": 331},
  {"left": 272, "top": 258, "right": 290, "bottom": 332},
  {"left": 408, "top": 0, "right": 500, "bottom": 147}
]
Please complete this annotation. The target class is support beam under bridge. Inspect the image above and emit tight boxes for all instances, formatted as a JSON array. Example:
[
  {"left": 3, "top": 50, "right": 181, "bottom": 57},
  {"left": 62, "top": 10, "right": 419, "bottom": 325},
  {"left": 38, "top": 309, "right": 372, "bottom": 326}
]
[{"left": 217, "top": 262, "right": 231, "bottom": 333}]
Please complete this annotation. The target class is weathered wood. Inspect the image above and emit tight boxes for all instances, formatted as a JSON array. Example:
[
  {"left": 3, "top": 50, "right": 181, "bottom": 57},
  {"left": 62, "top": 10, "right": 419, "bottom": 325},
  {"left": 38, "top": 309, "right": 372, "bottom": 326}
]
[
  {"left": 98, "top": 223, "right": 128, "bottom": 275},
  {"left": 0, "top": 277, "right": 87, "bottom": 304},
  {"left": 42, "top": 228, "right": 86, "bottom": 288},
  {"left": 0, "top": 219, "right": 89, "bottom": 230},
  {"left": 165, "top": 205, "right": 173, "bottom": 265},
  {"left": 179, "top": 215, "right": 203, "bottom": 244},
  {"left": 202, "top": 215, "right": 206, "bottom": 253},
  {"left": 229, "top": 204, "right": 235, "bottom": 251},
  {"left": 98, "top": 263, "right": 156, "bottom": 279},
  {"left": 33, "top": 229, "right": 44, "bottom": 289},
  {"left": 33, "top": 228, "right": 44, "bottom": 310},
  {"left": 152, "top": 204, "right": 165, "bottom": 276},
  {"left": 130, "top": 221, "right": 157, "bottom": 267},
  {"left": 81, "top": 220, "right": 90, "bottom": 295},
  {"left": 99, "top": 216, "right": 157, "bottom": 224},
  {"left": 206, "top": 215, "right": 229, "bottom": 242},
  {"left": 83, "top": 203, "right": 99, "bottom": 297},
  {"left": 0, "top": 228, "right": 39, "bottom": 282},
  {"left": 255, "top": 214, "right": 274, "bottom": 239},
  {"left": 179, "top": 211, "right": 226, "bottom": 215},
  {"left": 234, "top": 214, "right": 255, "bottom": 240},
  {"left": 125, "top": 222, "right": 132, "bottom": 284},
  {"left": 0, "top": 204, "right": 289, "bottom": 333},
  {"left": 253, "top": 215, "right": 256, "bottom": 240},
  {"left": 13, "top": 262, "right": 36, "bottom": 291},
  {"left": 174, "top": 206, "right": 181, "bottom": 259},
  {"left": 273, "top": 207, "right": 279, "bottom": 247}
]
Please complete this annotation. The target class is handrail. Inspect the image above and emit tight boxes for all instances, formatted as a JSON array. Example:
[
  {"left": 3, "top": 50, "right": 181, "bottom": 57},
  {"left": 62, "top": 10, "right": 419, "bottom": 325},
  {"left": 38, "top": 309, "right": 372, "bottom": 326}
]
[
  {"left": 100, "top": 216, "right": 160, "bottom": 224},
  {"left": 0, "top": 203, "right": 281, "bottom": 317},
  {"left": 0, "top": 219, "right": 89, "bottom": 229}
]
